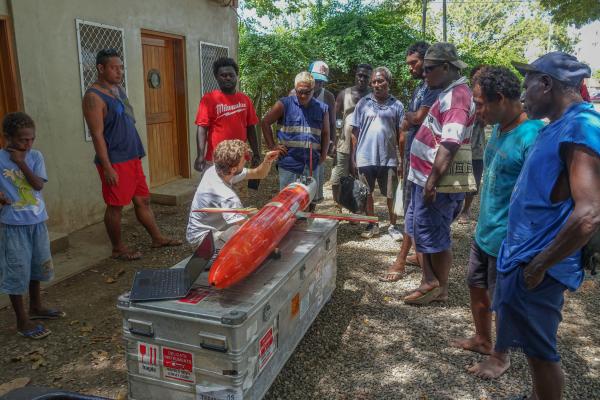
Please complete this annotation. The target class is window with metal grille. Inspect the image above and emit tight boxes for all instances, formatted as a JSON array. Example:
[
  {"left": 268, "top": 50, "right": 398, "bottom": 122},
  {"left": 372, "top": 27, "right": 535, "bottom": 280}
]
[
  {"left": 76, "top": 19, "right": 128, "bottom": 141},
  {"left": 199, "top": 42, "right": 229, "bottom": 96}
]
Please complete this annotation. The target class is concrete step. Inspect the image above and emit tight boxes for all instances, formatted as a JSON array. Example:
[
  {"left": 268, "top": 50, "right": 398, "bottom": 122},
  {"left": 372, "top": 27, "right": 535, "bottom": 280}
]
[
  {"left": 49, "top": 231, "right": 69, "bottom": 254},
  {"left": 150, "top": 177, "right": 199, "bottom": 206}
]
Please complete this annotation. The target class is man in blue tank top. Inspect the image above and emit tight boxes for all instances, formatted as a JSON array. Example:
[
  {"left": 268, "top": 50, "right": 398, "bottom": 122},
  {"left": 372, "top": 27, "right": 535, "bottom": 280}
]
[
  {"left": 493, "top": 52, "right": 600, "bottom": 400},
  {"left": 261, "top": 71, "right": 330, "bottom": 211},
  {"left": 83, "top": 49, "right": 181, "bottom": 261}
]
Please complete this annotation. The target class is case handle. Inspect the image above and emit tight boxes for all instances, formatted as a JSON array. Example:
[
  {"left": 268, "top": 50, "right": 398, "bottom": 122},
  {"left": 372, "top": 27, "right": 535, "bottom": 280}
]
[
  {"left": 128, "top": 319, "right": 154, "bottom": 337},
  {"left": 199, "top": 332, "right": 228, "bottom": 352}
]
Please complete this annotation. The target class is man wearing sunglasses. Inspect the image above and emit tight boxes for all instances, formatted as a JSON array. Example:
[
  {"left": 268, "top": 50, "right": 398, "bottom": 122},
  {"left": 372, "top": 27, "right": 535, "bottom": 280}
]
[
  {"left": 261, "top": 72, "right": 330, "bottom": 212},
  {"left": 404, "top": 42, "right": 475, "bottom": 304}
]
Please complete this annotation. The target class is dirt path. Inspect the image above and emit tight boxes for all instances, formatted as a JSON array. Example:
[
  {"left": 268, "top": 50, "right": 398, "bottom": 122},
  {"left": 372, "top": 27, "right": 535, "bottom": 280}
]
[{"left": 1, "top": 165, "right": 598, "bottom": 399}]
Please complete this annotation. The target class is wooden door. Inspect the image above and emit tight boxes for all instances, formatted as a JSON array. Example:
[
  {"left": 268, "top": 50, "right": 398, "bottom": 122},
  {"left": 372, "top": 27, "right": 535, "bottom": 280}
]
[
  {"left": 141, "top": 32, "right": 188, "bottom": 187},
  {"left": 0, "top": 16, "right": 21, "bottom": 148}
]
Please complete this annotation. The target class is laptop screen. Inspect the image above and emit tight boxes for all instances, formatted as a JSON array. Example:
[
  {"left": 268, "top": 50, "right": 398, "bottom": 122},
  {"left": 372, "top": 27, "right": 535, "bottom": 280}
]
[{"left": 184, "top": 231, "right": 215, "bottom": 285}]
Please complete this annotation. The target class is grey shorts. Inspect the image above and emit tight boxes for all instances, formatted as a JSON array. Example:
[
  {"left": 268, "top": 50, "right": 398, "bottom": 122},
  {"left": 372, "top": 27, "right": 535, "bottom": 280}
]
[
  {"left": 330, "top": 152, "right": 351, "bottom": 185},
  {"left": 357, "top": 166, "right": 397, "bottom": 198},
  {"left": 467, "top": 240, "right": 497, "bottom": 301}
]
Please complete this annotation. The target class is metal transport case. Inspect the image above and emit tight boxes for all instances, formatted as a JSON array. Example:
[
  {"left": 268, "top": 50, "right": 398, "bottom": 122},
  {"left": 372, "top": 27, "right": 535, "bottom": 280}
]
[{"left": 118, "top": 219, "right": 338, "bottom": 400}]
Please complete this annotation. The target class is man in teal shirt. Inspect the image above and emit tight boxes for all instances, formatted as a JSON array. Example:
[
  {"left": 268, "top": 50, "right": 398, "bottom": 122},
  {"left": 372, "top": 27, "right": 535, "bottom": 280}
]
[{"left": 451, "top": 67, "right": 543, "bottom": 379}]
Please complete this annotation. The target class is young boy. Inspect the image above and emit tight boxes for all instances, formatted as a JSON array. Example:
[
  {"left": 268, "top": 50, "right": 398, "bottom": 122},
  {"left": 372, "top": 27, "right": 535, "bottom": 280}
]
[{"left": 0, "top": 112, "right": 64, "bottom": 339}]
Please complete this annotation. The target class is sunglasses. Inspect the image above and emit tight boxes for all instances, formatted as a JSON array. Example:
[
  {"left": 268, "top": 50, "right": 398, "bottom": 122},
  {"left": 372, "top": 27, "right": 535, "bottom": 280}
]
[
  {"left": 296, "top": 88, "right": 314, "bottom": 96},
  {"left": 423, "top": 62, "right": 447, "bottom": 74}
]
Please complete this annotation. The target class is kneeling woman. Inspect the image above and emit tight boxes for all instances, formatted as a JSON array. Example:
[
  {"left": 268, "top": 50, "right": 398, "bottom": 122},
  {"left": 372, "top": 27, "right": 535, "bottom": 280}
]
[{"left": 186, "top": 139, "right": 278, "bottom": 248}]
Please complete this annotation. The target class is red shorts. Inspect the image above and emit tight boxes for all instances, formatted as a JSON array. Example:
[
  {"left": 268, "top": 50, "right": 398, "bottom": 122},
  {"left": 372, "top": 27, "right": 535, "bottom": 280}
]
[{"left": 96, "top": 158, "right": 150, "bottom": 206}]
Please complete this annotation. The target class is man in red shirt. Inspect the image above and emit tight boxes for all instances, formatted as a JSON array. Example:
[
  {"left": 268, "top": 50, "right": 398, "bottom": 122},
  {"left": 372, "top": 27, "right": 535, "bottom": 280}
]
[{"left": 194, "top": 58, "right": 260, "bottom": 173}]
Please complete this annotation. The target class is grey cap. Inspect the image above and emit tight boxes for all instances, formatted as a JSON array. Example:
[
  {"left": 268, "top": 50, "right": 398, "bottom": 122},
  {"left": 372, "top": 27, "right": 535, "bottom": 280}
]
[
  {"left": 512, "top": 51, "right": 591, "bottom": 87},
  {"left": 424, "top": 42, "right": 467, "bottom": 70}
]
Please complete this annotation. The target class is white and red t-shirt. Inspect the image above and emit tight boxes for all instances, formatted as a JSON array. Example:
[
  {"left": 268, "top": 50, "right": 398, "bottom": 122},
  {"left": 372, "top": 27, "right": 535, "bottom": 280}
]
[
  {"left": 407, "top": 77, "right": 476, "bottom": 187},
  {"left": 195, "top": 90, "right": 259, "bottom": 161}
]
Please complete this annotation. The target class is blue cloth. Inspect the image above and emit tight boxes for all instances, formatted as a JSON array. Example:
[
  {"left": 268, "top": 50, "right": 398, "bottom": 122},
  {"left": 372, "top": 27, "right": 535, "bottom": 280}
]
[
  {"left": 0, "top": 222, "right": 54, "bottom": 295},
  {"left": 277, "top": 96, "right": 327, "bottom": 174},
  {"left": 405, "top": 81, "right": 441, "bottom": 160},
  {"left": 497, "top": 102, "right": 600, "bottom": 290},
  {"left": 404, "top": 184, "right": 464, "bottom": 253},
  {"left": 351, "top": 93, "right": 405, "bottom": 168},
  {"left": 475, "top": 120, "right": 543, "bottom": 257},
  {"left": 278, "top": 164, "right": 321, "bottom": 203},
  {"left": 0, "top": 149, "right": 48, "bottom": 225},
  {"left": 493, "top": 267, "right": 566, "bottom": 362},
  {"left": 87, "top": 88, "right": 146, "bottom": 164}
]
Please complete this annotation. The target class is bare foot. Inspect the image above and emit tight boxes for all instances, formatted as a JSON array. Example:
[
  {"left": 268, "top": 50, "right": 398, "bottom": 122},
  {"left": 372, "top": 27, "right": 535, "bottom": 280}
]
[
  {"left": 406, "top": 254, "right": 419, "bottom": 266},
  {"left": 457, "top": 213, "right": 471, "bottom": 224},
  {"left": 450, "top": 336, "right": 492, "bottom": 355},
  {"left": 379, "top": 261, "right": 406, "bottom": 282},
  {"left": 468, "top": 353, "right": 510, "bottom": 379},
  {"left": 112, "top": 248, "right": 142, "bottom": 261},
  {"left": 151, "top": 237, "right": 183, "bottom": 248}
]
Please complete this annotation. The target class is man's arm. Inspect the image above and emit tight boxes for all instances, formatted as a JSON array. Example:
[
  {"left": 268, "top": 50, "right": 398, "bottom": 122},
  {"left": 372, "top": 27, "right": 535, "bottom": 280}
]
[
  {"left": 320, "top": 110, "right": 330, "bottom": 164},
  {"left": 423, "top": 142, "right": 460, "bottom": 203},
  {"left": 194, "top": 126, "right": 209, "bottom": 172},
  {"left": 82, "top": 91, "right": 117, "bottom": 185},
  {"left": 523, "top": 144, "right": 600, "bottom": 289},
  {"left": 260, "top": 101, "right": 287, "bottom": 156},
  {"left": 351, "top": 127, "right": 359, "bottom": 176},
  {"left": 246, "top": 125, "right": 260, "bottom": 166},
  {"left": 405, "top": 106, "right": 430, "bottom": 127},
  {"left": 245, "top": 150, "right": 279, "bottom": 180},
  {"left": 325, "top": 91, "right": 336, "bottom": 153}
]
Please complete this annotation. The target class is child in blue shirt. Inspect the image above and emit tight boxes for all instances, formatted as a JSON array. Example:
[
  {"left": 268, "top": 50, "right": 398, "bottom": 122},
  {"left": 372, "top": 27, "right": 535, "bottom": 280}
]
[{"left": 0, "top": 112, "right": 64, "bottom": 339}]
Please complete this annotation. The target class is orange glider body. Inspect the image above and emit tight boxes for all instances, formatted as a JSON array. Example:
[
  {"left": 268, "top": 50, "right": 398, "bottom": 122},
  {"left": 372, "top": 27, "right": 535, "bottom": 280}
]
[{"left": 208, "top": 182, "right": 312, "bottom": 289}]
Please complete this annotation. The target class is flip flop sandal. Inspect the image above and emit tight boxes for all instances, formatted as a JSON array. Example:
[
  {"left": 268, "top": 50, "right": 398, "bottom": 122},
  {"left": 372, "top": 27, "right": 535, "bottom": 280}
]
[
  {"left": 18, "top": 324, "right": 51, "bottom": 340},
  {"left": 30, "top": 309, "right": 66, "bottom": 320},
  {"left": 404, "top": 286, "right": 442, "bottom": 305},
  {"left": 379, "top": 271, "right": 404, "bottom": 282}
]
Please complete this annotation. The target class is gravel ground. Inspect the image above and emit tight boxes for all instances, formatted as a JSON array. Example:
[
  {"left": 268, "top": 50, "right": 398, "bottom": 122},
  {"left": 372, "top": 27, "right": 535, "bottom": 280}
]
[{"left": 0, "top": 160, "right": 598, "bottom": 399}]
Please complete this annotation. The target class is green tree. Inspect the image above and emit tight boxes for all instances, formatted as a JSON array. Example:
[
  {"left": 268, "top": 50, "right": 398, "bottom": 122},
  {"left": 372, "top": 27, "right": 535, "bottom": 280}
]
[{"left": 539, "top": 0, "right": 600, "bottom": 27}]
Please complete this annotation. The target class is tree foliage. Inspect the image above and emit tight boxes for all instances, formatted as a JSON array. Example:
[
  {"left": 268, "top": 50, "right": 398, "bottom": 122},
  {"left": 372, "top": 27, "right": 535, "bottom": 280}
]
[
  {"left": 239, "top": 0, "right": 579, "bottom": 118},
  {"left": 539, "top": 0, "right": 600, "bottom": 28}
]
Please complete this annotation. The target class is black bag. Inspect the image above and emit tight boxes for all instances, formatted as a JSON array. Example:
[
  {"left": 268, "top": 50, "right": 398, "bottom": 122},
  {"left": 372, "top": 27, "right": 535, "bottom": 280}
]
[{"left": 339, "top": 175, "right": 368, "bottom": 214}]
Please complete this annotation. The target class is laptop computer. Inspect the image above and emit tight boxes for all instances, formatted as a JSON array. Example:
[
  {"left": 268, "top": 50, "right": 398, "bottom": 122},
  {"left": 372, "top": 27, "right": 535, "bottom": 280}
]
[{"left": 129, "top": 231, "right": 216, "bottom": 302}]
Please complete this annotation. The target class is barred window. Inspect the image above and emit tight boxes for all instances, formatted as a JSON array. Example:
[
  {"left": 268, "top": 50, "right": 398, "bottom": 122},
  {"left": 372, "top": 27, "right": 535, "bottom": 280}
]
[
  {"left": 199, "top": 42, "right": 229, "bottom": 96},
  {"left": 76, "top": 19, "right": 127, "bottom": 141}
]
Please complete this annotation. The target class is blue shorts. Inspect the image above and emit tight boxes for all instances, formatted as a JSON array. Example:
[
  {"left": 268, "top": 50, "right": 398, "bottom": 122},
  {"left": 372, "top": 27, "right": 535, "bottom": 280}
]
[
  {"left": 0, "top": 222, "right": 54, "bottom": 295},
  {"left": 493, "top": 267, "right": 567, "bottom": 362},
  {"left": 404, "top": 184, "right": 464, "bottom": 253},
  {"left": 279, "top": 165, "right": 322, "bottom": 203}
]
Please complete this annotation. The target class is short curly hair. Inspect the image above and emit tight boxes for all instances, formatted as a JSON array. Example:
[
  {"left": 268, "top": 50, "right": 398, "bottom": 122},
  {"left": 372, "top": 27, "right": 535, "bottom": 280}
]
[
  {"left": 2, "top": 112, "right": 35, "bottom": 137},
  {"left": 473, "top": 66, "right": 521, "bottom": 102},
  {"left": 406, "top": 41, "right": 430, "bottom": 59},
  {"left": 213, "top": 57, "right": 239, "bottom": 76},
  {"left": 213, "top": 139, "right": 249, "bottom": 174}
]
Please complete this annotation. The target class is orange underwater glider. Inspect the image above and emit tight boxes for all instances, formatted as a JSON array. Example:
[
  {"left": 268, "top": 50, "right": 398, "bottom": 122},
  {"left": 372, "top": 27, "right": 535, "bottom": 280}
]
[{"left": 193, "top": 177, "right": 376, "bottom": 289}]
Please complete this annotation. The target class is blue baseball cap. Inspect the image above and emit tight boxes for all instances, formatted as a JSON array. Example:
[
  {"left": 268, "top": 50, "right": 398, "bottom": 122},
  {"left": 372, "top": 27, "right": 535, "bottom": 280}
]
[
  {"left": 308, "top": 61, "right": 329, "bottom": 82},
  {"left": 512, "top": 51, "right": 591, "bottom": 87}
]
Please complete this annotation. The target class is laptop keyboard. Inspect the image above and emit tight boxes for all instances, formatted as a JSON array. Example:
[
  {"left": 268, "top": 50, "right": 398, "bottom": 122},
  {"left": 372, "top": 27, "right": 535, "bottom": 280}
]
[{"left": 151, "top": 270, "right": 183, "bottom": 297}]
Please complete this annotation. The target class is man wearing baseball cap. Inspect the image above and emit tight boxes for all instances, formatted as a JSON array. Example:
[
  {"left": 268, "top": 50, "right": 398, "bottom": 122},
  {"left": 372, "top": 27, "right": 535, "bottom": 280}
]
[
  {"left": 404, "top": 42, "right": 475, "bottom": 304},
  {"left": 493, "top": 51, "right": 600, "bottom": 399}
]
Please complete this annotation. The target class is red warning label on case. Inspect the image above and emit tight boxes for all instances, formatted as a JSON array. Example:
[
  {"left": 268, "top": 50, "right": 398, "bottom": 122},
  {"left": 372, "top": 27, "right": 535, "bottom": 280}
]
[
  {"left": 258, "top": 326, "right": 276, "bottom": 372},
  {"left": 178, "top": 288, "right": 211, "bottom": 304},
  {"left": 162, "top": 347, "right": 195, "bottom": 383},
  {"left": 137, "top": 342, "right": 160, "bottom": 378}
]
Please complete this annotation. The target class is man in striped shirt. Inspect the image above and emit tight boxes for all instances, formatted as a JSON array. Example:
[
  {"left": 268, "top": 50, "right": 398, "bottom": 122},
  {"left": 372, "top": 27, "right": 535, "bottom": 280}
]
[{"left": 404, "top": 43, "right": 475, "bottom": 304}]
